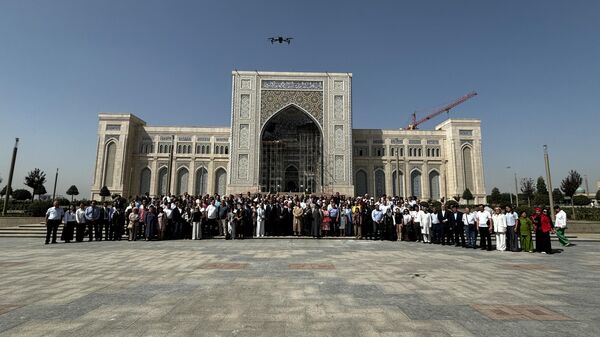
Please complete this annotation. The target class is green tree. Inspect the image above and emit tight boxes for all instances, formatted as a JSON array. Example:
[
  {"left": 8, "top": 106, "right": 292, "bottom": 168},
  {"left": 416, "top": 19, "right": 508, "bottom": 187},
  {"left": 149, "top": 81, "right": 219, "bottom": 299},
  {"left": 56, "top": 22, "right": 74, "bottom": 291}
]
[
  {"left": 99, "top": 186, "right": 111, "bottom": 201},
  {"left": 489, "top": 187, "right": 502, "bottom": 205},
  {"left": 536, "top": 176, "right": 548, "bottom": 194},
  {"left": 552, "top": 188, "right": 565, "bottom": 205},
  {"left": 561, "top": 170, "right": 582, "bottom": 218},
  {"left": 12, "top": 189, "right": 32, "bottom": 201},
  {"left": 24, "top": 168, "right": 47, "bottom": 201},
  {"left": 66, "top": 185, "right": 79, "bottom": 202},
  {"left": 462, "top": 188, "right": 474, "bottom": 205},
  {"left": 596, "top": 190, "right": 600, "bottom": 202},
  {"left": 34, "top": 185, "right": 47, "bottom": 199},
  {"left": 573, "top": 195, "right": 591, "bottom": 206},
  {"left": 0, "top": 185, "right": 12, "bottom": 198},
  {"left": 520, "top": 178, "right": 535, "bottom": 206}
]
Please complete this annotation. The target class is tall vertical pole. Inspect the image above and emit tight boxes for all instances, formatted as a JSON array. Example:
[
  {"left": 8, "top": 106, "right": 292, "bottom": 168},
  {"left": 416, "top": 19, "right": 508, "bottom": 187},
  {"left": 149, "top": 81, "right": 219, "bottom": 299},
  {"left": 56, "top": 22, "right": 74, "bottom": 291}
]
[
  {"left": 514, "top": 172, "right": 519, "bottom": 207},
  {"left": 166, "top": 135, "right": 175, "bottom": 196},
  {"left": 506, "top": 166, "right": 513, "bottom": 205},
  {"left": 2, "top": 138, "right": 19, "bottom": 216},
  {"left": 584, "top": 175, "right": 589, "bottom": 198},
  {"left": 543, "top": 145, "right": 555, "bottom": 220},
  {"left": 52, "top": 168, "right": 59, "bottom": 201}
]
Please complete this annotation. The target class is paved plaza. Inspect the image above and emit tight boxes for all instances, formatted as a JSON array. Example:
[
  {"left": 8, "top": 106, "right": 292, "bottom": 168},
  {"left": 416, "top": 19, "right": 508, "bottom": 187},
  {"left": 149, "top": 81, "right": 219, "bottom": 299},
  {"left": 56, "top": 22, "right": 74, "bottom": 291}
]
[{"left": 0, "top": 238, "right": 599, "bottom": 337}]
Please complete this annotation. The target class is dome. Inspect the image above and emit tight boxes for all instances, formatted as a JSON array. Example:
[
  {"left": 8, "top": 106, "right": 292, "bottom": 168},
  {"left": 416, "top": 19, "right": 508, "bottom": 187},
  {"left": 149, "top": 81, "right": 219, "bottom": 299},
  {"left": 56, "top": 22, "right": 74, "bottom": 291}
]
[{"left": 576, "top": 186, "right": 585, "bottom": 194}]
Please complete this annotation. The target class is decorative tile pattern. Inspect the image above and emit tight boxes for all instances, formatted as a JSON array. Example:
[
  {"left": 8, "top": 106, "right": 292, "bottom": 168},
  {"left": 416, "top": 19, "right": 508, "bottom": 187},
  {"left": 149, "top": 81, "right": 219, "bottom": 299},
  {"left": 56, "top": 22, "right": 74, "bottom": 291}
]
[
  {"left": 238, "top": 154, "right": 248, "bottom": 179},
  {"left": 260, "top": 90, "right": 323, "bottom": 127},
  {"left": 239, "top": 124, "right": 249, "bottom": 149},
  {"left": 240, "top": 94, "right": 250, "bottom": 118},
  {"left": 261, "top": 80, "right": 323, "bottom": 90},
  {"left": 199, "top": 263, "right": 248, "bottom": 269},
  {"left": 334, "top": 80, "right": 344, "bottom": 91},
  {"left": 241, "top": 79, "right": 251, "bottom": 89},
  {"left": 472, "top": 305, "right": 571, "bottom": 321},
  {"left": 334, "top": 95, "right": 343, "bottom": 120},
  {"left": 288, "top": 263, "right": 335, "bottom": 270},
  {"left": 334, "top": 125, "right": 344, "bottom": 150},
  {"left": 334, "top": 155, "right": 344, "bottom": 180}
]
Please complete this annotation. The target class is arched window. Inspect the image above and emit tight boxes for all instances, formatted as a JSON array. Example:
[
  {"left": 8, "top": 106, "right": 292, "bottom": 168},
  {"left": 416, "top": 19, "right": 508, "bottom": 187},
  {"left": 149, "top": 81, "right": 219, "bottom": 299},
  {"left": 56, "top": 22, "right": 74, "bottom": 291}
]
[
  {"left": 418, "top": 148, "right": 422, "bottom": 157},
  {"left": 374, "top": 169, "right": 385, "bottom": 197},
  {"left": 355, "top": 170, "right": 368, "bottom": 196},
  {"left": 436, "top": 148, "right": 440, "bottom": 157},
  {"left": 176, "top": 168, "right": 189, "bottom": 195},
  {"left": 411, "top": 170, "right": 422, "bottom": 198},
  {"left": 157, "top": 167, "right": 168, "bottom": 196},
  {"left": 195, "top": 167, "right": 208, "bottom": 196},
  {"left": 103, "top": 141, "right": 117, "bottom": 187},
  {"left": 224, "top": 146, "right": 229, "bottom": 154},
  {"left": 429, "top": 170, "right": 440, "bottom": 201},
  {"left": 392, "top": 170, "right": 403, "bottom": 197},
  {"left": 463, "top": 146, "right": 474, "bottom": 191},
  {"left": 214, "top": 168, "right": 227, "bottom": 195},
  {"left": 139, "top": 168, "right": 151, "bottom": 196}
]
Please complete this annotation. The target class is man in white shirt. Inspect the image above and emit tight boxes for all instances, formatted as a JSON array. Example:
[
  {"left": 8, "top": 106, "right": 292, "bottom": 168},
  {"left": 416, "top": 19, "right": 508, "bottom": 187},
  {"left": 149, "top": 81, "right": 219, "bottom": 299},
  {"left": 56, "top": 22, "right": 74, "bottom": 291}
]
[
  {"left": 554, "top": 205, "right": 571, "bottom": 247},
  {"left": 462, "top": 207, "right": 477, "bottom": 248},
  {"left": 45, "top": 200, "right": 65, "bottom": 244},
  {"left": 475, "top": 204, "right": 492, "bottom": 251},
  {"left": 75, "top": 203, "right": 87, "bottom": 242},
  {"left": 504, "top": 205, "right": 519, "bottom": 251}
]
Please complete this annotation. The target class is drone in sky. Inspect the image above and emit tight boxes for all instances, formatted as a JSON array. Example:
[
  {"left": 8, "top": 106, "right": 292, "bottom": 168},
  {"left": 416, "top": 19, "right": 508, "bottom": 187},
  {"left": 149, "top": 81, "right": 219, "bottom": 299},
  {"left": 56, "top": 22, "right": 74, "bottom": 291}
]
[{"left": 268, "top": 36, "right": 293, "bottom": 44}]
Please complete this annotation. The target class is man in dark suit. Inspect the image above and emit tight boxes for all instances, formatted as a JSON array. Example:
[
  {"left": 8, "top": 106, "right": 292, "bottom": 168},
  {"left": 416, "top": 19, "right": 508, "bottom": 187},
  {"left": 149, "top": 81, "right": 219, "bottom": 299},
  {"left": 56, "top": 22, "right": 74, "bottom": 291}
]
[
  {"left": 437, "top": 206, "right": 450, "bottom": 245},
  {"left": 449, "top": 205, "right": 465, "bottom": 247}
]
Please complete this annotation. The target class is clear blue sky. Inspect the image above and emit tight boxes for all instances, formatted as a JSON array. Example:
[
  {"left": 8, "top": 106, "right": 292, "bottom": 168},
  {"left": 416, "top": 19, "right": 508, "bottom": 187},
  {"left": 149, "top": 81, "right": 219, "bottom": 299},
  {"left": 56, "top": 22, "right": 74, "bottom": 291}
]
[{"left": 1, "top": 0, "right": 599, "bottom": 198}]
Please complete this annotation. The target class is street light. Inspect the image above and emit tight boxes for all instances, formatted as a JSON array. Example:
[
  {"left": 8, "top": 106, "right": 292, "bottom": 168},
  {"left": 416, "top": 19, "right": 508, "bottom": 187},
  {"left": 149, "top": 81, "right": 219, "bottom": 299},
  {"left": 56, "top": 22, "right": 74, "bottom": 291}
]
[
  {"left": 2, "top": 138, "right": 19, "bottom": 216},
  {"left": 543, "top": 145, "right": 555, "bottom": 220},
  {"left": 506, "top": 166, "right": 513, "bottom": 205}
]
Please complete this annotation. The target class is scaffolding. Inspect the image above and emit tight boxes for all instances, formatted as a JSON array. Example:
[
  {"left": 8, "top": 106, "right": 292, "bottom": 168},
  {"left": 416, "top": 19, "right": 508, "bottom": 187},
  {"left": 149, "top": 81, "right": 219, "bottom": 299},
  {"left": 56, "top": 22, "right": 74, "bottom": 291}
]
[{"left": 260, "top": 107, "right": 322, "bottom": 193}]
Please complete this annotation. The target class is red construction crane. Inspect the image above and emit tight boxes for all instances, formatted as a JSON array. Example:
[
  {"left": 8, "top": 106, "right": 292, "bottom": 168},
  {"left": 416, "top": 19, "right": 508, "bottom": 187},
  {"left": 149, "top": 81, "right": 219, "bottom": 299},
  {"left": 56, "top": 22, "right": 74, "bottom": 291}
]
[{"left": 406, "top": 91, "right": 478, "bottom": 130}]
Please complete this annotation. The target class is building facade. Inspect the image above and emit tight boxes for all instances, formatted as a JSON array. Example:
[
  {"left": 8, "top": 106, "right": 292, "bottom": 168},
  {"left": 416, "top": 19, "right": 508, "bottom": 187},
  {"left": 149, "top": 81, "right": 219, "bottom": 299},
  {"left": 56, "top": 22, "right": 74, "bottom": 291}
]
[{"left": 91, "top": 71, "right": 486, "bottom": 203}]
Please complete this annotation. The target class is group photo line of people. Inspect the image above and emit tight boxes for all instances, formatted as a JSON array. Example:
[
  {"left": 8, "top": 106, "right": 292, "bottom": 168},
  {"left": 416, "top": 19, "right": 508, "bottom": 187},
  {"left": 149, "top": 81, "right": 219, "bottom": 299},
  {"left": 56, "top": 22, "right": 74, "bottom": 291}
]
[{"left": 44, "top": 192, "right": 572, "bottom": 254}]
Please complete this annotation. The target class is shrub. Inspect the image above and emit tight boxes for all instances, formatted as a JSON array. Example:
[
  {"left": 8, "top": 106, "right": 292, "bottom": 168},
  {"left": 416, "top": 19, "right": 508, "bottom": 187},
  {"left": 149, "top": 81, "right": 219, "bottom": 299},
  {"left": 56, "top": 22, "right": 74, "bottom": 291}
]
[
  {"left": 27, "top": 200, "right": 54, "bottom": 217},
  {"left": 12, "top": 189, "right": 32, "bottom": 201},
  {"left": 572, "top": 195, "right": 591, "bottom": 206}
]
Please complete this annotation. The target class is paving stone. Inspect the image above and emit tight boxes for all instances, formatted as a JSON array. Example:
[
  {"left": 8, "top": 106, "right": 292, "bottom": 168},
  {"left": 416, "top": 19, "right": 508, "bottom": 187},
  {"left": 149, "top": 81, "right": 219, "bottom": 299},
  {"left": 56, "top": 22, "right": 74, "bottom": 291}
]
[{"left": 0, "top": 238, "right": 598, "bottom": 336}]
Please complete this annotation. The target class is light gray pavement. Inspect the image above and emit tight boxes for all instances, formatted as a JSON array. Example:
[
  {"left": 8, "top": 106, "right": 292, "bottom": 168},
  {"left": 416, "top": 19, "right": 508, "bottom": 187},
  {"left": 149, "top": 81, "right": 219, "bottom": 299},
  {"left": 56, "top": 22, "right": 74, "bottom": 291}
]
[{"left": 0, "top": 238, "right": 599, "bottom": 337}]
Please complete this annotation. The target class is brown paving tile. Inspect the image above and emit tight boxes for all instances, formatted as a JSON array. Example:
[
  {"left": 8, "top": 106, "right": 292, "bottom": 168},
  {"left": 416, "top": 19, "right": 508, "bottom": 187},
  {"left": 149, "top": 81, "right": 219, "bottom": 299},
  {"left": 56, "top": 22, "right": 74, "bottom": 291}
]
[
  {"left": 506, "top": 264, "right": 550, "bottom": 270},
  {"left": 199, "top": 263, "right": 248, "bottom": 269},
  {"left": 288, "top": 263, "right": 335, "bottom": 270},
  {"left": 0, "top": 304, "right": 21, "bottom": 315},
  {"left": 472, "top": 304, "right": 571, "bottom": 321}
]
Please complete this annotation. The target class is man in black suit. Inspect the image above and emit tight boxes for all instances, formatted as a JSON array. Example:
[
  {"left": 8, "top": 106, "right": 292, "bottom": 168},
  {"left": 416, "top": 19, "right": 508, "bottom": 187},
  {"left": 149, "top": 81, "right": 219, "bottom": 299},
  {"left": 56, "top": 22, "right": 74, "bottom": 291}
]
[
  {"left": 449, "top": 205, "right": 465, "bottom": 247},
  {"left": 437, "top": 206, "right": 450, "bottom": 245}
]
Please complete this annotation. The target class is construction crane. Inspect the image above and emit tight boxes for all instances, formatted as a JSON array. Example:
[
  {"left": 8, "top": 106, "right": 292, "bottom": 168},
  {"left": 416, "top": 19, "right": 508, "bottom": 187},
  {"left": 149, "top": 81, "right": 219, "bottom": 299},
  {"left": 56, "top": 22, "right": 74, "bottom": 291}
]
[{"left": 406, "top": 91, "right": 478, "bottom": 130}]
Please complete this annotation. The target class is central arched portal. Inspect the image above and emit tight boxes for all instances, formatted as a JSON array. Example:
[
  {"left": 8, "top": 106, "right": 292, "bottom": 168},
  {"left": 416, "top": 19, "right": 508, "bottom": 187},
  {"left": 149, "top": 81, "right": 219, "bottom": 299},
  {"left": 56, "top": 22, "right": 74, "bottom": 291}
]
[{"left": 260, "top": 105, "right": 322, "bottom": 193}]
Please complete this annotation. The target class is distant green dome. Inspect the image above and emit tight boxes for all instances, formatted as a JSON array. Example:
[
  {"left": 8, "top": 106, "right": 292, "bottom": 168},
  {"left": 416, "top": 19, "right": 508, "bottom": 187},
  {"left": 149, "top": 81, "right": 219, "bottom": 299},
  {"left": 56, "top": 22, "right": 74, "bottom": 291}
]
[{"left": 576, "top": 186, "right": 585, "bottom": 194}]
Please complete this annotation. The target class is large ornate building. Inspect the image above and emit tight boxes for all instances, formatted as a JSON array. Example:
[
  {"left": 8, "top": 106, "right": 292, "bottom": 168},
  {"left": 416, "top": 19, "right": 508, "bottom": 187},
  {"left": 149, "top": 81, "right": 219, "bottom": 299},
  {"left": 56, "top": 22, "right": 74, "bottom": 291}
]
[{"left": 91, "top": 71, "right": 486, "bottom": 203}]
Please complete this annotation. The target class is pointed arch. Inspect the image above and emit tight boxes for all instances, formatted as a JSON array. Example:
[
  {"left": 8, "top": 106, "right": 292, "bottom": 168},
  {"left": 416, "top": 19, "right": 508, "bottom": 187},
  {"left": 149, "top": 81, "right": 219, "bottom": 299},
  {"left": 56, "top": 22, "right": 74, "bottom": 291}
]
[
  {"left": 157, "top": 166, "right": 168, "bottom": 196},
  {"left": 176, "top": 167, "right": 189, "bottom": 195},
  {"left": 462, "top": 145, "right": 474, "bottom": 191},
  {"left": 103, "top": 140, "right": 117, "bottom": 188},
  {"left": 195, "top": 167, "right": 208, "bottom": 196},
  {"left": 355, "top": 170, "right": 368, "bottom": 196},
  {"left": 214, "top": 167, "right": 227, "bottom": 195},
  {"left": 410, "top": 169, "right": 422, "bottom": 198},
  {"left": 139, "top": 167, "right": 151, "bottom": 196},
  {"left": 428, "top": 169, "right": 441, "bottom": 201},
  {"left": 374, "top": 169, "right": 386, "bottom": 197}
]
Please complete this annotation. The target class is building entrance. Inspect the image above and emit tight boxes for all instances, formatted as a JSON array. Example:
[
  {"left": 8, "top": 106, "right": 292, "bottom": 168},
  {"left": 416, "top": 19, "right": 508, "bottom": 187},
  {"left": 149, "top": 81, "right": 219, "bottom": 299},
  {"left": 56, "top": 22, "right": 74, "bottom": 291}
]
[{"left": 260, "top": 106, "right": 322, "bottom": 193}]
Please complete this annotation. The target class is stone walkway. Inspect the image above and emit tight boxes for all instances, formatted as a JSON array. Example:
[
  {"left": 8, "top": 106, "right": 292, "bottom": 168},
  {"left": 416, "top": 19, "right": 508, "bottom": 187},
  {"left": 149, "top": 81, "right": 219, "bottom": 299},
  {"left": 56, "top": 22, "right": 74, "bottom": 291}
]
[{"left": 0, "top": 238, "right": 599, "bottom": 337}]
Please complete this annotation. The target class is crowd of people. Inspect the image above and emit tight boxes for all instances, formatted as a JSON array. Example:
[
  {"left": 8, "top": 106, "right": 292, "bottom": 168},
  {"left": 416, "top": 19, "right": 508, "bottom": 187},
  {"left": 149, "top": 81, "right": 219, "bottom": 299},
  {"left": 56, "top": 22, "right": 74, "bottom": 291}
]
[{"left": 44, "top": 192, "right": 572, "bottom": 254}]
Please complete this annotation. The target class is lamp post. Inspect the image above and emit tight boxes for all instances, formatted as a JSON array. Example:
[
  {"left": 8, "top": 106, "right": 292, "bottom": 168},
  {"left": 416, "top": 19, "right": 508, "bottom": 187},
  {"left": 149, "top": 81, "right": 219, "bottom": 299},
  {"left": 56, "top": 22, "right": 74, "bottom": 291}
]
[
  {"left": 543, "top": 145, "right": 555, "bottom": 220},
  {"left": 2, "top": 138, "right": 19, "bottom": 216},
  {"left": 52, "top": 168, "right": 59, "bottom": 201},
  {"left": 506, "top": 166, "right": 513, "bottom": 205},
  {"left": 514, "top": 172, "right": 519, "bottom": 207}
]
